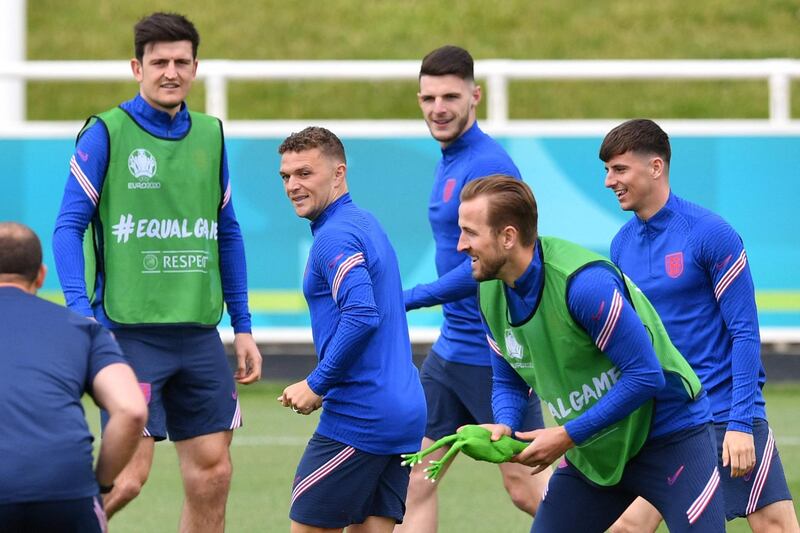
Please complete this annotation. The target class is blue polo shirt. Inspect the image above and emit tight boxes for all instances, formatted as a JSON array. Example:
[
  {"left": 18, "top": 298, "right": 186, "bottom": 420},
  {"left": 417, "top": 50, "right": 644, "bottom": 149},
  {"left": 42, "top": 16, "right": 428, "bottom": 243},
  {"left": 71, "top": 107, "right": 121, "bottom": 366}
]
[
  {"left": 0, "top": 287, "right": 128, "bottom": 503},
  {"left": 405, "top": 122, "right": 520, "bottom": 366},
  {"left": 303, "top": 194, "right": 426, "bottom": 454},
  {"left": 611, "top": 193, "right": 765, "bottom": 433}
]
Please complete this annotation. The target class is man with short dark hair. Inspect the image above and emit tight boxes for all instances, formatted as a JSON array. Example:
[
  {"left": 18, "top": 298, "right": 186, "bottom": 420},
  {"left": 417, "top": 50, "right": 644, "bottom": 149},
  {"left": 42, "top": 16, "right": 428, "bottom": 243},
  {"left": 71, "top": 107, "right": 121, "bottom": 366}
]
[
  {"left": 52, "top": 12, "right": 262, "bottom": 529},
  {"left": 397, "top": 45, "right": 549, "bottom": 532},
  {"left": 602, "top": 119, "right": 798, "bottom": 533},
  {"left": 0, "top": 222, "right": 147, "bottom": 531},
  {"left": 459, "top": 175, "right": 725, "bottom": 532},
  {"left": 278, "top": 127, "right": 426, "bottom": 533}
]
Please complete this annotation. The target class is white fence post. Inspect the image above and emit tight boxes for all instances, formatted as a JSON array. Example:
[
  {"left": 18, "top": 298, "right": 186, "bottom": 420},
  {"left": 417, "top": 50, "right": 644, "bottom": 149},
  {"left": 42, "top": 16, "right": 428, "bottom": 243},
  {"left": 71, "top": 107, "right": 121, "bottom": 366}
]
[
  {"left": 768, "top": 60, "right": 792, "bottom": 125},
  {"left": 0, "top": 0, "right": 26, "bottom": 123},
  {"left": 205, "top": 74, "right": 228, "bottom": 121}
]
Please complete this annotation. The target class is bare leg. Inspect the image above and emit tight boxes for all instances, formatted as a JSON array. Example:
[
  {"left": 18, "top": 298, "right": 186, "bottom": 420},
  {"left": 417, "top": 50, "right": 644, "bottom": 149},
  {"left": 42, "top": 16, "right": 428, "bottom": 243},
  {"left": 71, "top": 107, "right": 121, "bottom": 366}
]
[
  {"left": 103, "top": 436, "right": 155, "bottom": 519},
  {"left": 498, "top": 461, "right": 552, "bottom": 517},
  {"left": 609, "top": 497, "right": 662, "bottom": 533},
  {"left": 746, "top": 500, "right": 800, "bottom": 533},
  {"left": 290, "top": 521, "right": 343, "bottom": 533},
  {"left": 394, "top": 438, "right": 453, "bottom": 533},
  {"left": 349, "top": 516, "right": 396, "bottom": 533},
  {"left": 175, "top": 431, "right": 233, "bottom": 533}
]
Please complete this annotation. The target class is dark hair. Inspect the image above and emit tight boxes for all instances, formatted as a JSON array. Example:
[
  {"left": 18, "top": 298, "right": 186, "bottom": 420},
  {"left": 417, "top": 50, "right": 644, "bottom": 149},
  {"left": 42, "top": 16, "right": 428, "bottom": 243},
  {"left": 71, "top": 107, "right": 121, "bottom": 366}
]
[
  {"left": 461, "top": 175, "right": 538, "bottom": 247},
  {"left": 0, "top": 222, "right": 42, "bottom": 282},
  {"left": 599, "top": 119, "right": 671, "bottom": 165},
  {"left": 278, "top": 126, "right": 347, "bottom": 163},
  {"left": 134, "top": 12, "right": 200, "bottom": 61},
  {"left": 419, "top": 45, "right": 474, "bottom": 81}
]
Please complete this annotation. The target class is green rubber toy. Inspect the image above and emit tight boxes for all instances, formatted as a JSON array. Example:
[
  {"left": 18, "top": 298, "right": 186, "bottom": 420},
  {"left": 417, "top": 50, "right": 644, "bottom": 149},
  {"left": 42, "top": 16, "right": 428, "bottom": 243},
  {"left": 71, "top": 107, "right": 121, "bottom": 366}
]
[{"left": 401, "top": 424, "right": 529, "bottom": 482}]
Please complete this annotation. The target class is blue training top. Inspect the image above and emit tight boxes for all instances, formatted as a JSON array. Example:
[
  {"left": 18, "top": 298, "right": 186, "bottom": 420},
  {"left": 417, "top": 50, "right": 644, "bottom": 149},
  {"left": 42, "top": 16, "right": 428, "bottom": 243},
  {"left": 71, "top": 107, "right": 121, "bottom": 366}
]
[
  {"left": 303, "top": 194, "right": 426, "bottom": 454},
  {"left": 487, "top": 243, "right": 711, "bottom": 445},
  {"left": 52, "top": 94, "right": 252, "bottom": 333},
  {"left": 0, "top": 287, "right": 128, "bottom": 503},
  {"left": 405, "top": 122, "right": 520, "bottom": 366},
  {"left": 611, "top": 193, "right": 766, "bottom": 433}
]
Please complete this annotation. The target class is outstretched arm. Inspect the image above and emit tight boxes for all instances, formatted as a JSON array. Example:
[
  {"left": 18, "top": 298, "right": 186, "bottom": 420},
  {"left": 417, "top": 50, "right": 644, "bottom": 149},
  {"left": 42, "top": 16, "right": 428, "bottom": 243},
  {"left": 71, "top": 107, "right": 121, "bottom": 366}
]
[{"left": 404, "top": 257, "right": 476, "bottom": 310}]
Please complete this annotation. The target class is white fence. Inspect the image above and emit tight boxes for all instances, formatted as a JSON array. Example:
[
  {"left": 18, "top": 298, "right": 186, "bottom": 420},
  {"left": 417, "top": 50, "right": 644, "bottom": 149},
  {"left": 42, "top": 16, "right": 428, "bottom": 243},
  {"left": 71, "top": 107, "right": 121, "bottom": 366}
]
[{"left": 2, "top": 58, "right": 800, "bottom": 126}]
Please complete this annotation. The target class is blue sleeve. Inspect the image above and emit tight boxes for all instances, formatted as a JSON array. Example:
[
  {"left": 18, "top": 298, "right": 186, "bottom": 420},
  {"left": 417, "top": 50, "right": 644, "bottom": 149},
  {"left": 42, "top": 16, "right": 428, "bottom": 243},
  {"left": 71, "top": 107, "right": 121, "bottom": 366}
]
[
  {"left": 84, "top": 318, "right": 128, "bottom": 394},
  {"left": 483, "top": 320, "right": 530, "bottom": 431},
  {"left": 696, "top": 217, "right": 761, "bottom": 432},
  {"left": 563, "top": 265, "right": 665, "bottom": 444},
  {"left": 305, "top": 234, "right": 380, "bottom": 396},
  {"left": 217, "top": 142, "right": 252, "bottom": 333},
  {"left": 52, "top": 120, "right": 108, "bottom": 316},
  {"left": 404, "top": 257, "right": 476, "bottom": 310}
]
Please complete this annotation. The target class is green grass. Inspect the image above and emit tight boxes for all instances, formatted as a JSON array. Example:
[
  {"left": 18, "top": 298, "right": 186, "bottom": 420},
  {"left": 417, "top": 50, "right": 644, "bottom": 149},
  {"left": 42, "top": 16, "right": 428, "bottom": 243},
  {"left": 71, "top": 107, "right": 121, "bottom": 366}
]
[
  {"left": 26, "top": 0, "right": 800, "bottom": 120},
  {"left": 87, "top": 381, "right": 800, "bottom": 532}
]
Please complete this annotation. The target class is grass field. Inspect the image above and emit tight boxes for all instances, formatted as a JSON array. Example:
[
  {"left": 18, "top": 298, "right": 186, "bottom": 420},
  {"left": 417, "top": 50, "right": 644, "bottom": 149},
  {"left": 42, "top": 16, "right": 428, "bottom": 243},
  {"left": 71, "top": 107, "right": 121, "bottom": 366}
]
[
  {"left": 88, "top": 381, "right": 800, "bottom": 532},
  {"left": 26, "top": 0, "right": 800, "bottom": 120}
]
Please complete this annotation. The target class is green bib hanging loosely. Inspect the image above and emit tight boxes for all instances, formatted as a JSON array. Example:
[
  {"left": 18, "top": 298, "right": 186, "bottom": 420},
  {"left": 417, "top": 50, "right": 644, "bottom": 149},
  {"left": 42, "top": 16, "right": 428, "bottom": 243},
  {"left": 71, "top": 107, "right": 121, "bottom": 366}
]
[
  {"left": 480, "top": 237, "right": 702, "bottom": 486},
  {"left": 88, "top": 107, "right": 224, "bottom": 326}
]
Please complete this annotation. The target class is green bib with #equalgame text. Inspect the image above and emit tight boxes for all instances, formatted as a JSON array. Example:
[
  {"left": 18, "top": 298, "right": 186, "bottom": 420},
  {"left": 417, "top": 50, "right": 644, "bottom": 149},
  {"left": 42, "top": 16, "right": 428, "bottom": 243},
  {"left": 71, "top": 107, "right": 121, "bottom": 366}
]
[
  {"left": 480, "top": 237, "right": 702, "bottom": 486},
  {"left": 89, "top": 107, "right": 224, "bottom": 325}
]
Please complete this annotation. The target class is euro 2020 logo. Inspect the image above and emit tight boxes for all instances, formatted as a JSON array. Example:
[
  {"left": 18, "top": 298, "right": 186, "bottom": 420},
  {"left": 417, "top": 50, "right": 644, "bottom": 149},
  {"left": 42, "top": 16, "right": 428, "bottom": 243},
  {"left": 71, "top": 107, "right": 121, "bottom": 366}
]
[{"left": 128, "top": 149, "right": 158, "bottom": 181}]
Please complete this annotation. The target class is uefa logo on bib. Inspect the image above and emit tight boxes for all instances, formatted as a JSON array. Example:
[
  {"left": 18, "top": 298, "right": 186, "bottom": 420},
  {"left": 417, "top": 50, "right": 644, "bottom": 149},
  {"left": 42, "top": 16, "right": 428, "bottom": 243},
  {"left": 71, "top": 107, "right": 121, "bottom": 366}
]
[{"left": 128, "top": 148, "right": 161, "bottom": 189}]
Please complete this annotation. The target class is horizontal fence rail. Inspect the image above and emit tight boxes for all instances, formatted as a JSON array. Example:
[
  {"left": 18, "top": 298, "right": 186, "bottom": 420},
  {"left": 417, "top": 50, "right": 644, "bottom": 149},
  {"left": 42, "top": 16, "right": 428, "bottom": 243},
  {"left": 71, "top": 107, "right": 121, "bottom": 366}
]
[{"left": 1, "top": 58, "right": 800, "bottom": 124}]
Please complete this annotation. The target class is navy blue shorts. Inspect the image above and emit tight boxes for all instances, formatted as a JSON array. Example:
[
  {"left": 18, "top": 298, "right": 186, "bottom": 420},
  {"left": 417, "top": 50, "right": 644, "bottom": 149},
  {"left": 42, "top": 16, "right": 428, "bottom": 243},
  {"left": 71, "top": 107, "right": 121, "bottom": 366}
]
[
  {"left": 533, "top": 424, "right": 725, "bottom": 533},
  {"left": 108, "top": 327, "right": 241, "bottom": 441},
  {"left": 714, "top": 419, "right": 793, "bottom": 520},
  {"left": 290, "top": 433, "right": 411, "bottom": 528},
  {"left": 420, "top": 350, "right": 544, "bottom": 439},
  {"left": 0, "top": 496, "right": 106, "bottom": 532}
]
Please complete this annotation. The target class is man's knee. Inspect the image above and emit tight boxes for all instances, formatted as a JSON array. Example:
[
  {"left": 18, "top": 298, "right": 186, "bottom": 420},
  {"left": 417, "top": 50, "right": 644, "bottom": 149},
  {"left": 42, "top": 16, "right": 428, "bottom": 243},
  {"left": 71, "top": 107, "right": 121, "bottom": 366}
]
[
  {"left": 748, "top": 500, "right": 800, "bottom": 533},
  {"left": 113, "top": 475, "right": 147, "bottom": 505},
  {"left": 406, "top": 463, "right": 438, "bottom": 499},
  {"left": 185, "top": 455, "right": 232, "bottom": 495},
  {"left": 501, "top": 467, "right": 545, "bottom": 516}
]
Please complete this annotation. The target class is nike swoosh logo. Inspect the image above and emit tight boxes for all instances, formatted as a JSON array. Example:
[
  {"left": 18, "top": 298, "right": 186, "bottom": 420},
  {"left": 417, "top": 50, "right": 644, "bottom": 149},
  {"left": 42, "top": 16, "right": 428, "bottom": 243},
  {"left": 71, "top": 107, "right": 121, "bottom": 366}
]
[{"left": 667, "top": 464, "right": 685, "bottom": 485}]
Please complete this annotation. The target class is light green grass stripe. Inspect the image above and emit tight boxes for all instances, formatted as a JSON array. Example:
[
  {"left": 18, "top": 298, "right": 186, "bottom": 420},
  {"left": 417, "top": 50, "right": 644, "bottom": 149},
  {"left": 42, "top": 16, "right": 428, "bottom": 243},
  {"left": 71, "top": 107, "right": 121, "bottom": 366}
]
[{"left": 38, "top": 289, "right": 800, "bottom": 312}]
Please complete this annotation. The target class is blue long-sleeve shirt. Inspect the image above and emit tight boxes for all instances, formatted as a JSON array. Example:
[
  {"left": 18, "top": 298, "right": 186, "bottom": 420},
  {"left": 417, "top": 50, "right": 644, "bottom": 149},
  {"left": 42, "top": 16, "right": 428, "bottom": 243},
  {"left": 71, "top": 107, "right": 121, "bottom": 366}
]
[
  {"left": 405, "top": 122, "right": 520, "bottom": 365},
  {"left": 487, "top": 244, "right": 710, "bottom": 444},
  {"left": 303, "top": 194, "right": 426, "bottom": 454},
  {"left": 52, "top": 95, "right": 251, "bottom": 332},
  {"left": 611, "top": 193, "right": 765, "bottom": 433}
]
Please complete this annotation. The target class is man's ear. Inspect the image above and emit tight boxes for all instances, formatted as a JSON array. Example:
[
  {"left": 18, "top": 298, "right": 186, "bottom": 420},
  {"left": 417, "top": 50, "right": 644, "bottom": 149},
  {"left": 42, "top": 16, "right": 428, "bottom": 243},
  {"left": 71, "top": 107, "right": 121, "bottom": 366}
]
[
  {"left": 130, "top": 58, "right": 143, "bottom": 82},
  {"left": 500, "top": 225, "right": 518, "bottom": 249},
  {"left": 472, "top": 84, "right": 482, "bottom": 107},
  {"left": 334, "top": 163, "right": 347, "bottom": 186},
  {"left": 651, "top": 156, "right": 665, "bottom": 179},
  {"left": 33, "top": 264, "right": 47, "bottom": 292}
]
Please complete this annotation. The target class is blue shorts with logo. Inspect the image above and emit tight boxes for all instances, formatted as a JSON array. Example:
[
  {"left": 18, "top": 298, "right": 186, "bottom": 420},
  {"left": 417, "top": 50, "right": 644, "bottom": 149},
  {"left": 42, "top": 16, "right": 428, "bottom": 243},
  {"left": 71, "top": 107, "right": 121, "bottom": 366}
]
[
  {"left": 714, "top": 419, "right": 793, "bottom": 520},
  {"left": 533, "top": 424, "right": 725, "bottom": 533},
  {"left": 290, "top": 433, "right": 411, "bottom": 528},
  {"left": 0, "top": 496, "right": 106, "bottom": 532},
  {"left": 107, "top": 326, "right": 241, "bottom": 441},
  {"left": 421, "top": 350, "right": 545, "bottom": 439}
]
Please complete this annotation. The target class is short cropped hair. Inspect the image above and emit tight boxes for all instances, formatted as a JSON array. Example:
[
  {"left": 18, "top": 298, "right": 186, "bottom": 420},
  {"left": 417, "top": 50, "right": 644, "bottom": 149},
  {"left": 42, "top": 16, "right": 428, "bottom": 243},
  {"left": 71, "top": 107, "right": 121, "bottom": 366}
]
[
  {"left": 461, "top": 176, "right": 538, "bottom": 247},
  {"left": 599, "top": 119, "right": 671, "bottom": 165},
  {"left": 278, "top": 126, "right": 347, "bottom": 164},
  {"left": 134, "top": 12, "right": 200, "bottom": 61},
  {"left": 0, "top": 222, "right": 42, "bottom": 282},
  {"left": 420, "top": 45, "right": 474, "bottom": 81}
]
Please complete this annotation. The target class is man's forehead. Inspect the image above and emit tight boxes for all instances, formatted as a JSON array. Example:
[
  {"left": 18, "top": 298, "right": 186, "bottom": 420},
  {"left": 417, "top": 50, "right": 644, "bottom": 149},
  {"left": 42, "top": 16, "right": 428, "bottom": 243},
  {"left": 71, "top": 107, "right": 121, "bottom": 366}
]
[
  {"left": 419, "top": 74, "right": 473, "bottom": 94},
  {"left": 280, "top": 148, "right": 323, "bottom": 168},
  {"left": 142, "top": 40, "right": 195, "bottom": 58}
]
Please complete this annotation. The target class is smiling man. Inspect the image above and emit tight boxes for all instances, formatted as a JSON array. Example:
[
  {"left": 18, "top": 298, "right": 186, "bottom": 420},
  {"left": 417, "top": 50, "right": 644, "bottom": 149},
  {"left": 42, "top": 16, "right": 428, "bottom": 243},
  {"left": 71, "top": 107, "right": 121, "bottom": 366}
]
[
  {"left": 602, "top": 119, "right": 798, "bottom": 533},
  {"left": 459, "top": 175, "right": 724, "bottom": 532},
  {"left": 52, "top": 12, "right": 262, "bottom": 530},
  {"left": 397, "top": 45, "right": 550, "bottom": 533},
  {"left": 278, "top": 127, "right": 426, "bottom": 533}
]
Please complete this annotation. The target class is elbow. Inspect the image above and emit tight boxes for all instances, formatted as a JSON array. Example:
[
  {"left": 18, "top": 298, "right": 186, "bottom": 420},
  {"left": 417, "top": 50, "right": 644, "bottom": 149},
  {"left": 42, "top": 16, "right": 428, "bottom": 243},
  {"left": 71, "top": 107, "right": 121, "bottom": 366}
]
[{"left": 113, "top": 398, "right": 149, "bottom": 434}]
